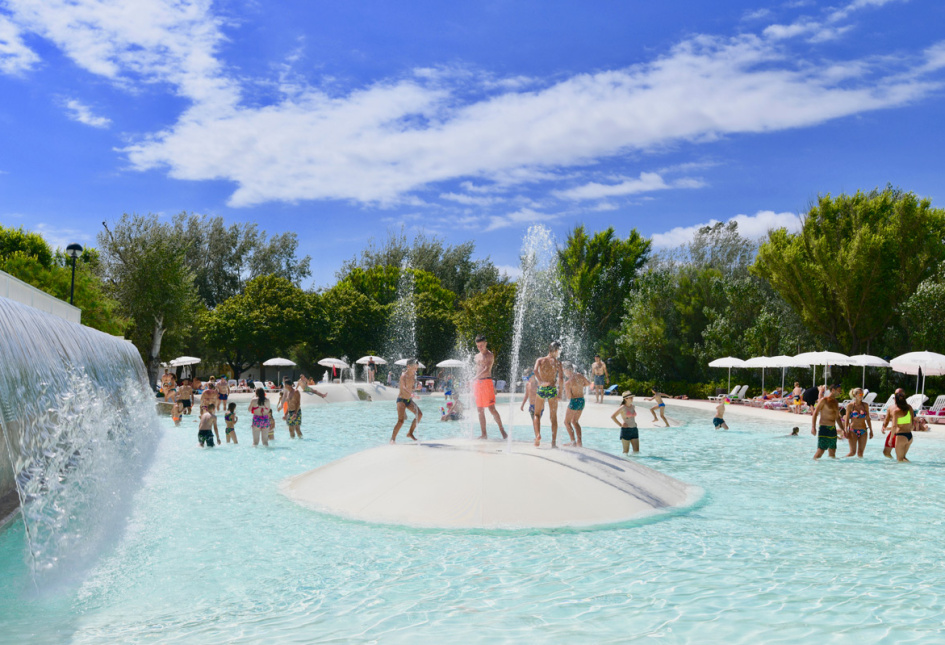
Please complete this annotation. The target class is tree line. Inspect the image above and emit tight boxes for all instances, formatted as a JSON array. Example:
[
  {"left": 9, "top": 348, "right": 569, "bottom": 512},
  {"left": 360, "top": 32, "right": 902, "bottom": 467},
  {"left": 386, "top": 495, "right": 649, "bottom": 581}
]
[{"left": 2, "top": 186, "right": 943, "bottom": 394}]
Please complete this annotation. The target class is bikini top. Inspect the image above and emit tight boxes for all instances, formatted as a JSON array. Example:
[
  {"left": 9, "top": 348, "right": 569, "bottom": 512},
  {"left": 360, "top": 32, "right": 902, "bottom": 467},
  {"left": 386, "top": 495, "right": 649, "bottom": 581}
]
[
  {"left": 624, "top": 405, "right": 636, "bottom": 417},
  {"left": 849, "top": 409, "right": 867, "bottom": 419},
  {"left": 896, "top": 411, "right": 913, "bottom": 425}
]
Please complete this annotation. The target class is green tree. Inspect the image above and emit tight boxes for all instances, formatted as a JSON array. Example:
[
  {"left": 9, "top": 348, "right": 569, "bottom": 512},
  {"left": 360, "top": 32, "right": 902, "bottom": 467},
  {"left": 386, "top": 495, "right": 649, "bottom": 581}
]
[
  {"left": 558, "top": 225, "right": 650, "bottom": 356},
  {"left": 200, "top": 275, "right": 313, "bottom": 378},
  {"left": 339, "top": 228, "right": 503, "bottom": 300},
  {"left": 0, "top": 226, "right": 126, "bottom": 335},
  {"left": 900, "top": 263, "right": 945, "bottom": 354},
  {"left": 173, "top": 213, "right": 311, "bottom": 307},
  {"left": 318, "top": 282, "right": 387, "bottom": 360},
  {"left": 455, "top": 283, "right": 517, "bottom": 376},
  {"left": 752, "top": 187, "right": 945, "bottom": 352},
  {"left": 98, "top": 214, "right": 199, "bottom": 385}
]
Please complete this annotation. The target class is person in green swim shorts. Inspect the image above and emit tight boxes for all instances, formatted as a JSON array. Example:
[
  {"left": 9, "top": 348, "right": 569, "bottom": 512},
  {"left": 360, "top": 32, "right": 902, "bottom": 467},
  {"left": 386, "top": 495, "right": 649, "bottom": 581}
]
[
  {"left": 811, "top": 383, "right": 845, "bottom": 459},
  {"left": 563, "top": 362, "right": 590, "bottom": 447},
  {"left": 531, "top": 341, "right": 564, "bottom": 448}
]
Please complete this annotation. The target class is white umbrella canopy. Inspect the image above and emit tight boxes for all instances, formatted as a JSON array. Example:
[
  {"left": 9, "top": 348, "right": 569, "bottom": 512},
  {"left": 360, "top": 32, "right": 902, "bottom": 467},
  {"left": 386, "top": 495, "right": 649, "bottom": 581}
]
[
  {"left": 355, "top": 356, "right": 387, "bottom": 365},
  {"left": 849, "top": 354, "right": 891, "bottom": 389},
  {"left": 766, "top": 355, "right": 801, "bottom": 392},
  {"left": 318, "top": 358, "right": 350, "bottom": 369},
  {"left": 744, "top": 356, "right": 771, "bottom": 392},
  {"left": 169, "top": 356, "right": 201, "bottom": 366},
  {"left": 263, "top": 357, "right": 296, "bottom": 367},
  {"left": 708, "top": 357, "right": 746, "bottom": 392},
  {"left": 890, "top": 351, "right": 945, "bottom": 394},
  {"left": 436, "top": 359, "right": 467, "bottom": 368},
  {"left": 394, "top": 358, "right": 426, "bottom": 369},
  {"left": 794, "top": 351, "right": 853, "bottom": 387}
]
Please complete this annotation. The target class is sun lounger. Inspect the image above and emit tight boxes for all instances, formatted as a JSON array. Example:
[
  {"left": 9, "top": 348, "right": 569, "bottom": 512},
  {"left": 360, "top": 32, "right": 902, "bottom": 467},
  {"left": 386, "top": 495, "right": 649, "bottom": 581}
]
[
  {"left": 730, "top": 385, "right": 749, "bottom": 403},
  {"left": 919, "top": 395, "right": 945, "bottom": 417},
  {"left": 907, "top": 394, "right": 928, "bottom": 411},
  {"left": 710, "top": 386, "right": 740, "bottom": 402},
  {"left": 604, "top": 384, "right": 618, "bottom": 395}
]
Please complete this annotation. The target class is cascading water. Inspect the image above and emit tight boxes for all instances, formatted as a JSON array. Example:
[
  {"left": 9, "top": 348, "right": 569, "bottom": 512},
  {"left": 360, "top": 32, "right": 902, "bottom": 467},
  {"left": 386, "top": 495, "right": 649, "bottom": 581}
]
[
  {"left": 0, "top": 296, "right": 160, "bottom": 579},
  {"left": 505, "top": 225, "right": 585, "bottom": 450},
  {"left": 384, "top": 259, "right": 418, "bottom": 372}
]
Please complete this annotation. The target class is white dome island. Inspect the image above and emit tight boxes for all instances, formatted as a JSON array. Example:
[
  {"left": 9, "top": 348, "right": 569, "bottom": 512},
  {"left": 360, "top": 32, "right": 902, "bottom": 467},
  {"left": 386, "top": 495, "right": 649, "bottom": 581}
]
[{"left": 282, "top": 439, "right": 701, "bottom": 530}]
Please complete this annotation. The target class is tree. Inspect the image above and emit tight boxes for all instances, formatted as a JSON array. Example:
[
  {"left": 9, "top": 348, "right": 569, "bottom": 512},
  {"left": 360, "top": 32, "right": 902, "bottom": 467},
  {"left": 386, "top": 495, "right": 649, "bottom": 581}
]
[
  {"left": 172, "top": 213, "right": 311, "bottom": 307},
  {"left": 318, "top": 282, "right": 387, "bottom": 360},
  {"left": 98, "top": 214, "right": 199, "bottom": 385},
  {"left": 558, "top": 225, "right": 650, "bottom": 356},
  {"left": 200, "top": 275, "right": 313, "bottom": 379},
  {"left": 752, "top": 187, "right": 945, "bottom": 352},
  {"left": 339, "top": 228, "right": 503, "bottom": 300},
  {"left": 455, "top": 283, "right": 517, "bottom": 376},
  {"left": 900, "top": 263, "right": 945, "bottom": 354},
  {"left": 0, "top": 226, "right": 127, "bottom": 335}
]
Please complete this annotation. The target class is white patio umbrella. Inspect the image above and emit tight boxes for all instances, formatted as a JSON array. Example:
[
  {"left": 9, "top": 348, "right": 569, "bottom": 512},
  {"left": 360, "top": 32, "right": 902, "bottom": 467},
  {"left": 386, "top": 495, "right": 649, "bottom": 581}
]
[
  {"left": 394, "top": 358, "right": 426, "bottom": 369},
  {"left": 890, "top": 351, "right": 945, "bottom": 395},
  {"left": 794, "top": 351, "right": 854, "bottom": 387},
  {"left": 318, "top": 358, "right": 349, "bottom": 369},
  {"left": 744, "top": 356, "right": 771, "bottom": 392},
  {"left": 436, "top": 359, "right": 467, "bottom": 368},
  {"left": 263, "top": 357, "right": 296, "bottom": 382},
  {"left": 707, "top": 356, "right": 747, "bottom": 392},
  {"left": 169, "top": 356, "right": 201, "bottom": 366},
  {"left": 765, "top": 355, "right": 801, "bottom": 393},
  {"left": 848, "top": 354, "right": 891, "bottom": 389},
  {"left": 355, "top": 355, "right": 387, "bottom": 365}
]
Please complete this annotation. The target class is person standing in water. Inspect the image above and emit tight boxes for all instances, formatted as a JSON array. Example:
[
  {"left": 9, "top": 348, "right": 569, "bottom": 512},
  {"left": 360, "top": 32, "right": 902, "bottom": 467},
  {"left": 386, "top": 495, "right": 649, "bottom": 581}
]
[
  {"left": 611, "top": 392, "right": 639, "bottom": 455},
  {"left": 646, "top": 388, "right": 670, "bottom": 427},
  {"left": 713, "top": 401, "right": 729, "bottom": 429},
  {"left": 520, "top": 367, "right": 543, "bottom": 425},
  {"left": 880, "top": 388, "right": 906, "bottom": 459},
  {"left": 224, "top": 402, "right": 238, "bottom": 444},
  {"left": 563, "top": 363, "right": 590, "bottom": 447},
  {"left": 178, "top": 379, "right": 194, "bottom": 415},
  {"left": 197, "top": 408, "right": 220, "bottom": 447},
  {"left": 844, "top": 388, "right": 872, "bottom": 457},
  {"left": 472, "top": 335, "right": 507, "bottom": 440},
  {"left": 811, "top": 384, "right": 845, "bottom": 459},
  {"left": 248, "top": 388, "right": 271, "bottom": 447},
  {"left": 391, "top": 359, "right": 423, "bottom": 443},
  {"left": 532, "top": 341, "right": 564, "bottom": 448},
  {"left": 591, "top": 355, "right": 609, "bottom": 404},
  {"left": 887, "top": 390, "right": 915, "bottom": 462},
  {"left": 790, "top": 382, "right": 804, "bottom": 414},
  {"left": 215, "top": 377, "right": 229, "bottom": 412},
  {"left": 200, "top": 377, "right": 219, "bottom": 414},
  {"left": 283, "top": 377, "right": 304, "bottom": 439}
]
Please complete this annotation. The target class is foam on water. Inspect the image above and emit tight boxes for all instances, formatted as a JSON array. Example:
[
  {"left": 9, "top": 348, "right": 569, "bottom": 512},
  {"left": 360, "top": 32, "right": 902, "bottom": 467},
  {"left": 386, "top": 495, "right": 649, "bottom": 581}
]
[{"left": 2, "top": 399, "right": 944, "bottom": 643}]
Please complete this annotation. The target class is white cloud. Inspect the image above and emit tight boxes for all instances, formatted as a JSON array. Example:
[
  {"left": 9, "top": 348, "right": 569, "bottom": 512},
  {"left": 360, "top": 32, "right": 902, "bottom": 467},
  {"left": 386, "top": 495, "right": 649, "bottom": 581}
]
[
  {"left": 0, "top": 13, "right": 39, "bottom": 74},
  {"left": 495, "top": 263, "right": 523, "bottom": 280},
  {"left": 554, "top": 172, "right": 669, "bottom": 200},
  {"left": 2, "top": 0, "right": 937, "bottom": 209},
  {"left": 828, "top": 0, "right": 904, "bottom": 22},
  {"left": 742, "top": 8, "right": 772, "bottom": 21},
  {"left": 485, "top": 208, "right": 560, "bottom": 232},
  {"left": 651, "top": 210, "right": 802, "bottom": 248},
  {"left": 33, "top": 222, "right": 94, "bottom": 251},
  {"left": 439, "top": 192, "right": 505, "bottom": 207},
  {"left": 63, "top": 98, "right": 111, "bottom": 128}
]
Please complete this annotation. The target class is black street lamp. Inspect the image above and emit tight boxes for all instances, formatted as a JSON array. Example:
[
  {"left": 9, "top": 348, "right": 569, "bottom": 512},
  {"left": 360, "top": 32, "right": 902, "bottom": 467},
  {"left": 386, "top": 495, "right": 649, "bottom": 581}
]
[{"left": 66, "top": 243, "right": 83, "bottom": 305}]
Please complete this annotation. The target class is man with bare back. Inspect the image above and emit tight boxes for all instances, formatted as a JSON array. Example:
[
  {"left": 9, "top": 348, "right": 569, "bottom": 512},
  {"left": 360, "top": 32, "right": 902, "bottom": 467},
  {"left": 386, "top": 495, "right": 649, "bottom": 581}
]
[
  {"left": 390, "top": 359, "right": 423, "bottom": 443},
  {"left": 473, "top": 335, "right": 507, "bottom": 439},
  {"left": 283, "top": 377, "right": 304, "bottom": 439},
  {"left": 532, "top": 341, "right": 564, "bottom": 448},
  {"left": 563, "top": 362, "right": 590, "bottom": 447},
  {"left": 591, "top": 355, "right": 609, "bottom": 404}
]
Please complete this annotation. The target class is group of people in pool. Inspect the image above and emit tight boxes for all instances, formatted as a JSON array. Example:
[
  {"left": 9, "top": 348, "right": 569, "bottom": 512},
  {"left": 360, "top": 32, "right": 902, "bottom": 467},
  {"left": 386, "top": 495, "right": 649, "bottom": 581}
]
[
  {"left": 390, "top": 338, "right": 671, "bottom": 454},
  {"left": 808, "top": 385, "right": 923, "bottom": 462}
]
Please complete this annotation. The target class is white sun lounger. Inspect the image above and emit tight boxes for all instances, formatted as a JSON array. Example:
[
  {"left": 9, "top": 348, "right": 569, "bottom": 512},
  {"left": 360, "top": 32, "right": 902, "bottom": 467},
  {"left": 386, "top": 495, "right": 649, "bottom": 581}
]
[
  {"left": 710, "top": 386, "right": 740, "bottom": 402},
  {"left": 919, "top": 395, "right": 945, "bottom": 417}
]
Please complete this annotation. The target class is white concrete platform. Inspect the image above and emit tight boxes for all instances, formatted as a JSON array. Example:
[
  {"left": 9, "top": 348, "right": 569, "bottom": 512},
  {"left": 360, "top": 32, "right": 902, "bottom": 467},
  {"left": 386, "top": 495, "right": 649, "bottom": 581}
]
[
  {"left": 282, "top": 439, "right": 701, "bottom": 530},
  {"left": 226, "top": 382, "right": 399, "bottom": 406}
]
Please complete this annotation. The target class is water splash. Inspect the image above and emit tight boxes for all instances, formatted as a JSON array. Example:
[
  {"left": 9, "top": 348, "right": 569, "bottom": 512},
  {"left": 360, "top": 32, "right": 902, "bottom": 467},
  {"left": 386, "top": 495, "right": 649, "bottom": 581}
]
[
  {"left": 0, "top": 296, "right": 160, "bottom": 579},
  {"left": 384, "top": 258, "right": 418, "bottom": 372}
]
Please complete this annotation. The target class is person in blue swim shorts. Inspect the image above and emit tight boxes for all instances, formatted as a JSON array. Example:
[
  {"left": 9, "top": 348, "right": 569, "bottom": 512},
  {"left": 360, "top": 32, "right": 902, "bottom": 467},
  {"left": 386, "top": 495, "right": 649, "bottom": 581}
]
[
  {"left": 563, "top": 362, "right": 590, "bottom": 447},
  {"left": 646, "top": 388, "right": 670, "bottom": 427}
]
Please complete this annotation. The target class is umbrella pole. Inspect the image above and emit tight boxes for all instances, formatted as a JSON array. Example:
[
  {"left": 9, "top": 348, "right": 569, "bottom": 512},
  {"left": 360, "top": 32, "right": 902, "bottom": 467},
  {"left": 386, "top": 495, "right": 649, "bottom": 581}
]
[
  {"left": 727, "top": 367, "right": 731, "bottom": 393},
  {"left": 862, "top": 365, "right": 866, "bottom": 390},
  {"left": 781, "top": 367, "right": 785, "bottom": 393},
  {"left": 762, "top": 368, "right": 765, "bottom": 393}
]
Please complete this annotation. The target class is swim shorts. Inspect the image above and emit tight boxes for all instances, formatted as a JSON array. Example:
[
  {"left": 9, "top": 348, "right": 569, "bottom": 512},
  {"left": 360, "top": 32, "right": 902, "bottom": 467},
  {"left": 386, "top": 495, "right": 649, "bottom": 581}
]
[
  {"left": 218, "top": 393, "right": 228, "bottom": 401},
  {"left": 568, "top": 397, "right": 585, "bottom": 411},
  {"left": 620, "top": 426, "right": 639, "bottom": 441},
  {"left": 528, "top": 404, "right": 544, "bottom": 419},
  {"left": 179, "top": 399, "right": 192, "bottom": 410},
  {"left": 285, "top": 409, "right": 301, "bottom": 425},
  {"left": 198, "top": 429, "right": 215, "bottom": 447},
  {"left": 474, "top": 379, "right": 496, "bottom": 408},
  {"left": 884, "top": 431, "right": 896, "bottom": 449},
  {"left": 818, "top": 425, "right": 837, "bottom": 451},
  {"left": 538, "top": 385, "right": 557, "bottom": 399},
  {"left": 712, "top": 417, "right": 724, "bottom": 427},
  {"left": 594, "top": 375, "right": 605, "bottom": 386}
]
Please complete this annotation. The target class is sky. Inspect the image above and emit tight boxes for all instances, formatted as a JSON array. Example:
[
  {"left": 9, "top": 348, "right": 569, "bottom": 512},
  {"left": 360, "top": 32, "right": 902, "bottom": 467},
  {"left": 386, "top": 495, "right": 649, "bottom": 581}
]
[{"left": 1, "top": 0, "right": 943, "bottom": 287}]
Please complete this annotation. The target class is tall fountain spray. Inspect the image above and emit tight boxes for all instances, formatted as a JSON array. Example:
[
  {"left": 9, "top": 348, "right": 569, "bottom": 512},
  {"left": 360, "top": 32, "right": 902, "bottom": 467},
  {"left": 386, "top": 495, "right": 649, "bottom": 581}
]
[
  {"left": 0, "top": 296, "right": 160, "bottom": 578},
  {"left": 505, "top": 225, "right": 584, "bottom": 450},
  {"left": 384, "top": 259, "right": 418, "bottom": 368}
]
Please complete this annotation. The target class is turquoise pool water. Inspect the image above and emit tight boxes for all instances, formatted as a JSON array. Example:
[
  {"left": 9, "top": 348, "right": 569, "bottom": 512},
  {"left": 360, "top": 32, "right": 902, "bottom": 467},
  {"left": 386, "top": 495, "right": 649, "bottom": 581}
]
[{"left": 2, "top": 400, "right": 944, "bottom": 643}]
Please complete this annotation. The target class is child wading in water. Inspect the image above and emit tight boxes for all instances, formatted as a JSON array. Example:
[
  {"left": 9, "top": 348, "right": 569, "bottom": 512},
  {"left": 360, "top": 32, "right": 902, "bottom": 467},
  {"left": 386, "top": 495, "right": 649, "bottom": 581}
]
[
  {"left": 390, "top": 359, "right": 423, "bottom": 442},
  {"left": 225, "top": 402, "right": 238, "bottom": 444},
  {"left": 171, "top": 399, "right": 182, "bottom": 427},
  {"left": 611, "top": 392, "right": 639, "bottom": 455}
]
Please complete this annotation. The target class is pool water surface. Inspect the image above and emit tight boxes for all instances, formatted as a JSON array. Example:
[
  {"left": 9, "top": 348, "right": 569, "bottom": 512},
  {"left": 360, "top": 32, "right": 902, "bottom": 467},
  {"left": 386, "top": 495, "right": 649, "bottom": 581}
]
[{"left": 1, "top": 399, "right": 944, "bottom": 644}]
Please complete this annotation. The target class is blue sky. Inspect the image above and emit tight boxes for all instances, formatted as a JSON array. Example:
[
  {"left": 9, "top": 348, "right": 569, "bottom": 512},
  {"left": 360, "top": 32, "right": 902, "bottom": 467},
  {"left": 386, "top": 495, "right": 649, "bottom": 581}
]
[{"left": 1, "top": 0, "right": 943, "bottom": 287}]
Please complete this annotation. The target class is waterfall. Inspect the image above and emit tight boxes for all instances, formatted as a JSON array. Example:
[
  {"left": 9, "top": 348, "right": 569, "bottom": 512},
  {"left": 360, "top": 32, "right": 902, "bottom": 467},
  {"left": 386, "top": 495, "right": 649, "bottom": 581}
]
[{"left": 0, "top": 296, "right": 160, "bottom": 577}]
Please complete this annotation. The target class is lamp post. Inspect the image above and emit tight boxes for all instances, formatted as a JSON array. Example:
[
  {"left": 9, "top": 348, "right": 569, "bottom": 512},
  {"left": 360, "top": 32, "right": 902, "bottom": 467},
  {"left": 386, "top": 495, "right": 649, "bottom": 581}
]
[{"left": 66, "top": 243, "right": 83, "bottom": 305}]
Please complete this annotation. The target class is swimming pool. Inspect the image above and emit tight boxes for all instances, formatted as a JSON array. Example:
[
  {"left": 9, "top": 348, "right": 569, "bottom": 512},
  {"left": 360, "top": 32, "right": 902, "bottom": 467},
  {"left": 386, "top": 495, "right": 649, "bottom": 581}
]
[{"left": 2, "top": 400, "right": 944, "bottom": 643}]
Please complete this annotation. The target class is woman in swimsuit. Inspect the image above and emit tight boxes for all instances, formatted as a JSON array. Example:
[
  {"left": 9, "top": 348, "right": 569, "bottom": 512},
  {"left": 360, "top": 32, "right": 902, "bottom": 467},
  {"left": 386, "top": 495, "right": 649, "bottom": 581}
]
[
  {"left": 611, "top": 392, "right": 639, "bottom": 455},
  {"left": 844, "top": 388, "right": 872, "bottom": 457},
  {"left": 248, "top": 388, "right": 271, "bottom": 447},
  {"left": 891, "top": 391, "right": 915, "bottom": 462}
]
